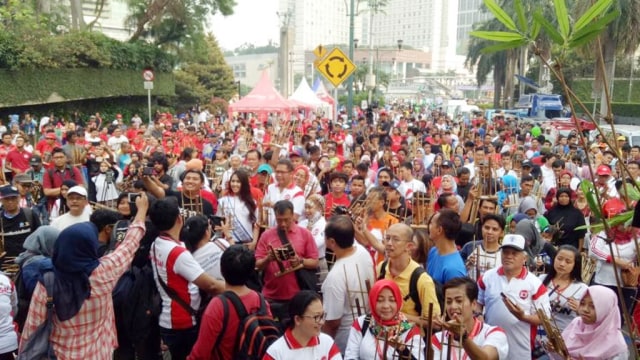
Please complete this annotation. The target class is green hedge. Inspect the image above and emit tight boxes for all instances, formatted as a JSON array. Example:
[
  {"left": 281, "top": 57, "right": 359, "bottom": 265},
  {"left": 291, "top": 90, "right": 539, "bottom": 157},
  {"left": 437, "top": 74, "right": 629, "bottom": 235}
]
[
  {"left": 578, "top": 102, "right": 640, "bottom": 117},
  {"left": 0, "top": 68, "right": 175, "bottom": 108},
  {"left": 572, "top": 79, "right": 640, "bottom": 103}
]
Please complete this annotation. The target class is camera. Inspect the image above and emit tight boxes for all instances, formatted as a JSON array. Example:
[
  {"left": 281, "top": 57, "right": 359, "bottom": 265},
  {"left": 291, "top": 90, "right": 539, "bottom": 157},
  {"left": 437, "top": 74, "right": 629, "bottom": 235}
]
[
  {"left": 128, "top": 193, "right": 140, "bottom": 202},
  {"left": 334, "top": 206, "right": 349, "bottom": 215},
  {"left": 105, "top": 170, "right": 115, "bottom": 183},
  {"left": 143, "top": 167, "right": 154, "bottom": 176}
]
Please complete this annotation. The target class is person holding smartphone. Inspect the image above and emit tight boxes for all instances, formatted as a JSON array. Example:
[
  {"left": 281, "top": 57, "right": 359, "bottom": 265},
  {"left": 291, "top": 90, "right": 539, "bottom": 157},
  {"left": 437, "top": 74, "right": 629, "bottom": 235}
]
[{"left": 476, "top": 234, "right": 551, "bottom": 359}]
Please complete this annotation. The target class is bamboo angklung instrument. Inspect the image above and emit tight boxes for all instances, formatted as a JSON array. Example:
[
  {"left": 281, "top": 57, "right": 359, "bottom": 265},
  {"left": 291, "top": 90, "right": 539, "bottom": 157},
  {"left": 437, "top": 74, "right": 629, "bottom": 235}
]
[{"left": 536, "top": 304, "right": 570, "bottom": 359}]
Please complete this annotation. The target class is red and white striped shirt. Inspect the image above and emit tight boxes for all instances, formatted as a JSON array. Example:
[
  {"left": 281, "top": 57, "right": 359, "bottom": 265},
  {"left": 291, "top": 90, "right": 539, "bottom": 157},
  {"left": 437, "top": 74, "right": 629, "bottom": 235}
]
[
  {"left": 263, "top": 182, "right": 304, "bottom": 227},
  {"left": 152, "top": 236, "right": 204, "bottom": 330},
  {"left": 432, "top": 318, "right": 509, "bottom": 360},
  {"left": 20, "top": 221, "right": 146, "bottom": 360},
  {"left": 264, "top": 328, "right": 341, "bottom": 360}
]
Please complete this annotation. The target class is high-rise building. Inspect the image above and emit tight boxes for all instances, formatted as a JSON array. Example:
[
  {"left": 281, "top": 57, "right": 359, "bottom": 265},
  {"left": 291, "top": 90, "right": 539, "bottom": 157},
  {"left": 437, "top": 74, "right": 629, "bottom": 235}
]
[
  {"left": 456, "top": 0, "right": 492, "bottom": 55},
  {"left": 278, "top": 0, "right": 363, "bottom": 79},
  {"left": 368, "top": 0, "right": 459, "bottom": 73}
]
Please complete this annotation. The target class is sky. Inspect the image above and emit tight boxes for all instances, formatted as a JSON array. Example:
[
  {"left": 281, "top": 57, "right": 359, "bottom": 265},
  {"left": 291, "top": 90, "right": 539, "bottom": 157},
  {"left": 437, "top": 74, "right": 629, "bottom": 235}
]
[{"left": 208, "top": 0, "right": 280, "bottom": 51}]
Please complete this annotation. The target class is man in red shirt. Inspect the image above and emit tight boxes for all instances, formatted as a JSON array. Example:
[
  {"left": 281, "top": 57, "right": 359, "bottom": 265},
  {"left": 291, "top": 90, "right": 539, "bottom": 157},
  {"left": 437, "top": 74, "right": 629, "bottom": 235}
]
[
  {"left": 35, "top": 132, "right": 60, "bottom": 161},
  {"left": 255, "top": 200, "right": 318, "bottom": 327},
  {"left": 324, "top": 172, "right": 350, "bottom": 218},
  {"left": 6, "top": 135, "right": 32, "bottom": 175},
  {"left": 42, "top": 147, "right": 83, "bottom": 210},
  {"left": 188, "top": 245, "right": 272, "bottom": 360}
]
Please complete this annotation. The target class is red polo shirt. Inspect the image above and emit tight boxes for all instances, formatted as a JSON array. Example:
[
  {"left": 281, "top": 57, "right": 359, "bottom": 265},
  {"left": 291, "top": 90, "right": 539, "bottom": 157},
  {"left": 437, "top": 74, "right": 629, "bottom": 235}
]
[
  {"left": 6, "top": 148, "right": 32, "bottom": 173},
  {"left": 254, "top": 225, "right": 318, "bottom": 301}
]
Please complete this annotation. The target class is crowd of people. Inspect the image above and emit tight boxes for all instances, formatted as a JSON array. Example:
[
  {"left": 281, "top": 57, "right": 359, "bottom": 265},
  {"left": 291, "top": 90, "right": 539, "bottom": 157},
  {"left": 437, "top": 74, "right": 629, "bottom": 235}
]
[{"left": 0, "top": 108, "right": 638, "bottom": 359}]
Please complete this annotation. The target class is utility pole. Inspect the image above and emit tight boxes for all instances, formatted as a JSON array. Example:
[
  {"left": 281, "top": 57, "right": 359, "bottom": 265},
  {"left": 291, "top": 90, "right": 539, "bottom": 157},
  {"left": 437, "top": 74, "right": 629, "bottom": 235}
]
[
  {"left": 366, "top": 1, "right": 376, "bottom": 107},
  {"left": 347, "top": 0, "right": 355, "bottom": 122}
]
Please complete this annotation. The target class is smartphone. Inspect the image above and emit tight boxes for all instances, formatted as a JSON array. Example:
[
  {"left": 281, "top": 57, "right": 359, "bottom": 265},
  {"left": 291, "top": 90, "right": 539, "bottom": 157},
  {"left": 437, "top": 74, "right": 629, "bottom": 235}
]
[
  {"left": 128, "top": 193, "right": 140, "bottom": 202},
  {"left": 143, "top": 167, "right": 154, "bottom": 176},
  {"left": 210, "top": 216, "right": 224, "bottom": 227}
]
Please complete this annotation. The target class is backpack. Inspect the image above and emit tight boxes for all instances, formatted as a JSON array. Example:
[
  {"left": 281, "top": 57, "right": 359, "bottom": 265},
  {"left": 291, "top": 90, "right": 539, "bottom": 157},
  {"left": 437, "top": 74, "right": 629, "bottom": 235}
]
[
  {"left": 112, "top": 263, "right": 162, "bottom": 344},
  {"left": 17, "top": 271, "right": 56, "bottom": 360},
  {"left": 378, "top": 261, "right": 433, "bottom": 315},
  {"left": 215, "top": 291, "right": 281, "bottom": 359}
]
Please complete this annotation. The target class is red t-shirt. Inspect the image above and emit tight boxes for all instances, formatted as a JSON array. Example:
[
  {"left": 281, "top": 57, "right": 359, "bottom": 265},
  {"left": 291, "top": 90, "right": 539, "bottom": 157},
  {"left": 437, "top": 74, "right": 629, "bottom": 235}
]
[
  {"left": 6, "top": 148, "right": 32, "bottom": 173},
  {"left": 187, "top": 291, "right": 271, "bottom": 360},
  {"left": 324, "top": 192, "right": 351, "bottom": 218}
]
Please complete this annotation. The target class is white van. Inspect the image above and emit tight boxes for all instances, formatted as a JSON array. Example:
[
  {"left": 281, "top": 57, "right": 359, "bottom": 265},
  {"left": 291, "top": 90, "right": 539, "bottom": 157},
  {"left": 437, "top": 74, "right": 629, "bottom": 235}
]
[{"left": 597, "top": 125, "right": 640, "bottom": 147}]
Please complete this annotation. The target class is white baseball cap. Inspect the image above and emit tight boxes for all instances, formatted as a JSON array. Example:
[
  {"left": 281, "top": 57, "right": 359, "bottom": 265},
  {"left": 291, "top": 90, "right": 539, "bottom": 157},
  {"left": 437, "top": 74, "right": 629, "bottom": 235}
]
[
  {"left": 500, "top": 234, "right": 526, "bottom": 251},
  {"left": 67, "top": 185, "right": 88, "bottom": 198}
]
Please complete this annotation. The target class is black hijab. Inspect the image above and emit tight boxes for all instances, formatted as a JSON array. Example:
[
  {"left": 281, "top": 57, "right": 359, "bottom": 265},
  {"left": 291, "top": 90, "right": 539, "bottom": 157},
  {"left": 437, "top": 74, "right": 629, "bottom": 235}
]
[{"left": 50, "top": 222, "right": 100, "bottom": 321}]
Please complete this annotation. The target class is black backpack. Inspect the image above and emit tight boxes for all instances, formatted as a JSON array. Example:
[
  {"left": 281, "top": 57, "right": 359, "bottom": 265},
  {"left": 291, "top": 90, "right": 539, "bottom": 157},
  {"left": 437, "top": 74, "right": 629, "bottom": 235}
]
[
  {"left": 215, "top": 291, "right": 281, "bottom": 359},
  {"left": 378, "top": 261, "right": 444, "bottom": 315},
  {"left": 112, "top": 264, "right": 161, "bottom": 344}
]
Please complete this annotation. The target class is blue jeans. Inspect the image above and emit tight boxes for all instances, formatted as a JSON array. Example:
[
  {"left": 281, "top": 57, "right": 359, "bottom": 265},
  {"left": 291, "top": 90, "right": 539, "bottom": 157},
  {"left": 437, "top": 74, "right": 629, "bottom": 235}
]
[{"left": 159, "top": 327, "right": 198, "bottom": 360}]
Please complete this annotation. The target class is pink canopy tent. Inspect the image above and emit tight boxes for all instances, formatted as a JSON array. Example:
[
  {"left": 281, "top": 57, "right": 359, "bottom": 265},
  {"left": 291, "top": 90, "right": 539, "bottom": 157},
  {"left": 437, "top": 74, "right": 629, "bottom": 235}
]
[{"left": 228, "top": 70, "right": 297, "bottom": 120}]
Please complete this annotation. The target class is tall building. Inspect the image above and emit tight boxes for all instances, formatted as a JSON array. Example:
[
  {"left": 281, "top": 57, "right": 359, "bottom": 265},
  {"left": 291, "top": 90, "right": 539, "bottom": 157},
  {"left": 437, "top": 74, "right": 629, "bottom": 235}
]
[
  {"left": 278, "top": 0, "right": 363, "bottom": 81},
  {"left": 368, "top": 0, "right": 459, "bottom": 73},
  {"left": 456, "top": 0, "right": 492, "bottom": 55}
]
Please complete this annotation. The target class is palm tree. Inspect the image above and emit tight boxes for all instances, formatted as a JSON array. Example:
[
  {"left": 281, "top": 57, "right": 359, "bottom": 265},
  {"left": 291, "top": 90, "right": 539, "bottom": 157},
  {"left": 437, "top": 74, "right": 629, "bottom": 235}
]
[{"left": 466, "top": 19, "right": 516, "bottom": 108}]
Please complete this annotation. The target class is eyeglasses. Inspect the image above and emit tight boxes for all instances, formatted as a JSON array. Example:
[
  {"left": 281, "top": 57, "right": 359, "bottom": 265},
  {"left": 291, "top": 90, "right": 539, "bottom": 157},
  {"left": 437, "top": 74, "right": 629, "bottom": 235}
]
[
  {"left": 384, "top": 236, "right": 408, "bottom": 244},
  {"left": 301, "top": 312, "right": 326, "bottom": 323}
]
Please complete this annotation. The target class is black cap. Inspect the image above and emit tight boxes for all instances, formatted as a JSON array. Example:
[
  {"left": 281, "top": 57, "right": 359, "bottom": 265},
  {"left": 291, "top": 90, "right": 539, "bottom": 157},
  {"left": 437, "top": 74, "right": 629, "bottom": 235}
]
[
  {"left": 441, "top": 160, "right": 452, "bottom": 168},
  {"left": 522, "top": 160, "right": 533, "bottom": 168}
]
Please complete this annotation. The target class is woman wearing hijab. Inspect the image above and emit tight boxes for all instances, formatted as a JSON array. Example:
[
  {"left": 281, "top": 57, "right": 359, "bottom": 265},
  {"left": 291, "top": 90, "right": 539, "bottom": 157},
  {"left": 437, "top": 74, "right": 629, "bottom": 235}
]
[
  {"left": 544, "top": 187, "right": 587, "bottom": 250},
  {"left": 344, "top": 279, "right": 424, "bottom": 360},
  {"left": 514, "top": 218, "right": 557, "bottom": 273},
  {"left": 19, "top": 193, "right": 149, "bottom": 360},
  {"left": 561, "top": 285, "right": 629, "bottom": 360},
  {"left": 14, "top": 226, "right": 60, "bottom": 330}
]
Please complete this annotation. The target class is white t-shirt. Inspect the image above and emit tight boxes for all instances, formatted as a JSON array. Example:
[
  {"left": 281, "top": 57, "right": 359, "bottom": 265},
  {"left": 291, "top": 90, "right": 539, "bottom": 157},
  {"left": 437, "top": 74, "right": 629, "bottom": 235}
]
[
  {"left": 152, "top": 237, "right": 205, "bottom": 329},
  {"left": 321, "top": 245, "right": 375, "bottom": 353},
  {"left": 399, "top": 178, "right": 426, "bottom": 200},
  {"left": 263, "top": 182, "right": 304, "bottom": 227},
  {"left": 0, "top": 273, "right": 16, "bottom": 354},
  {"left": 466, "top": 243, "right": 502, "bottom": 281},
  {"left": 192, "top": 240, "right": 229, "bottom": 281},
  {"left": 432, "top": 319, "right": 509, "bottom": 360},
  {"left": 590, "top": 231, "right": 639, "bottom": 286},
  {"left": 50, "top": 210, "right": 92, "bottom": 231},
  {"left": 478, "top": 266, "right": 551, "bottom": 359},
  {"left": 107, "top": 135, "right": 129, "bottom": 153},
  {"left": 298, "top": 216, "right": 327, "bottom": 258},
  {"left": 538, "top": 275, "right": 587, "bottom": 331}
]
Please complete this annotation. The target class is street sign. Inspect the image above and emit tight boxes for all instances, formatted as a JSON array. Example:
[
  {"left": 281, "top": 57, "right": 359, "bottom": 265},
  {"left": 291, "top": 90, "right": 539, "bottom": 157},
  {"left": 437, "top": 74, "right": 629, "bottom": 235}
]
[
  {"left": 313, "top": 45, "right": 327, "bottom": 60},
  {"left": 142, "top": 69, "right": 155, "bottom": 82},
  {"left": 316, "top": 47, "right": 356, "bottom": 88},
  {"left": 144, "top": 81, "right": 154, "bottom": 90}
]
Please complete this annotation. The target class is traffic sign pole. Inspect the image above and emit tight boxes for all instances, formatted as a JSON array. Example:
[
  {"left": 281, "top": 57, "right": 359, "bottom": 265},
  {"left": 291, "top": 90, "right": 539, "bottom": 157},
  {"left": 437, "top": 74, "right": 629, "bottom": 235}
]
[
  {"left": 142, "top": 69, "right": 155, "bottom": 124},
  {"left": 347, "top": 0, "right": 355, "bottom": 123}
]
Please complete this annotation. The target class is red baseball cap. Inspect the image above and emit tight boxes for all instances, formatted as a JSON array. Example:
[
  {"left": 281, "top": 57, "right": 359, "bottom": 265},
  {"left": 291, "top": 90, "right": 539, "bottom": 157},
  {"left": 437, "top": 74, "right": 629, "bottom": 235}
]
[{"left": 596, "top": 164, "right": 612, "bottom": 176}]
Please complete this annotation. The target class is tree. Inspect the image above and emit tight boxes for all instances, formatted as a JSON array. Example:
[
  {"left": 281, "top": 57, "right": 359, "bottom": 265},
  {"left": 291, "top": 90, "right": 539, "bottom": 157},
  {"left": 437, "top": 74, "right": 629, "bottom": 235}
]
[
  {"left": 126, "top": 0, "right": 236, "bottom": 44},
  {"left": 173, "top": 34, "right": 235, "bottom": 111},
  {"left": 573, "top": 0, "right": 640, "bottom": 115}
]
